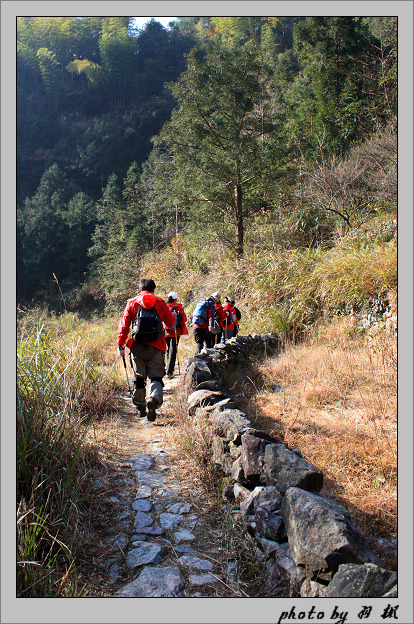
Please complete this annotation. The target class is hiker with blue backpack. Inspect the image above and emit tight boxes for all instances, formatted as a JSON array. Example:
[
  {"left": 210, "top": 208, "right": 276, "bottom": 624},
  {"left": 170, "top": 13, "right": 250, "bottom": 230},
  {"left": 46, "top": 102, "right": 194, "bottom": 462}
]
[
  {"left": 192, "top": 292, "right": 222, "bottom": 354},
  {"left": 117, "top": 278, "right": 177, "bottom": 422}
]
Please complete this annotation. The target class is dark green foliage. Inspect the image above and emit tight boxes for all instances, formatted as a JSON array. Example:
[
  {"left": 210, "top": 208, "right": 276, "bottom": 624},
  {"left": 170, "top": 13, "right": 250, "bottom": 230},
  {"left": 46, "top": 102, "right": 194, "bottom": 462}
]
[
  {"left": 16, "top": 15, "right": 398, "bottom": 306},
  {"left": 153, "top": 41, "right": 293, "bottom": 256},
  {"left": 290, "top": 17, "right": 396, "bottom": 157},
  {"left": 17, "top": 17, "right": 196, "bottom": 202},
  {"left": 17, "top": 164, "right": 95, "bottom": 301}
]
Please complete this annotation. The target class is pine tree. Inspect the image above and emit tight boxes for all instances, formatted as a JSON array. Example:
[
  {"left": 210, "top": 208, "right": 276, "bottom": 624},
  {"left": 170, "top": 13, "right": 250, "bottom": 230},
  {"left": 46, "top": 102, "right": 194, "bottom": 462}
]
[{"left": 154, "top": 42, "right": 290, "bottom": 256}]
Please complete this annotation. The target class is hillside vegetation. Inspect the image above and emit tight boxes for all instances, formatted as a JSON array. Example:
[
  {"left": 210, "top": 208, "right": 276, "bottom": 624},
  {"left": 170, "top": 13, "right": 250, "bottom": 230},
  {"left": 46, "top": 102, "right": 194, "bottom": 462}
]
[{"left": 16, "top": 15, "right": 397, "bottom": 597}]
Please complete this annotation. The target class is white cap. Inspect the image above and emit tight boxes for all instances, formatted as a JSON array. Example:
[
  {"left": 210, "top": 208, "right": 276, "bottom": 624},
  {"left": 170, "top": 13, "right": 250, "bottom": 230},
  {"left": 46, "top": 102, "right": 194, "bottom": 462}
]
[
  {"left": 168, "top": 291, "right": 178, "bottom": 300},
  {"left": 212, "top": 291, "right": 221, "bottom": 302}
]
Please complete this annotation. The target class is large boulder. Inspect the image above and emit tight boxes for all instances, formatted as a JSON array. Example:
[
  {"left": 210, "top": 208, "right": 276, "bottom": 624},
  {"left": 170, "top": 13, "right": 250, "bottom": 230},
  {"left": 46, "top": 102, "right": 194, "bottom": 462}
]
[
  {"left": 233, "top": 482, "right": 252, "bottom": 505},
  {"left": 203, "top": 398, "right": 235, "bottom": 412},
  {"left": 264, "top": 443, "right": 323, "bottom": 493},
  {"left": 195, "top": 379, "right": 223, "bottom": 392},
  {"left": 300, "top": 579, "right": 327, "bottom": 597},
  {"left": 185, "top": 358, "right": 214, "bottom": 385},
  {"left": 240, "top": 433, "right": 271, "bottom": 485},
  {"left": 273, "top": 542, "right": 306, "bottom": 590},
  {"left": 209, "top": 408, "right": 251, "bottom": 443},
  {"left": 281, "top": 488, "right": 385, "bottom": 578},
  {"left": 325, "top": 563, "right": 398, "bottom": 598},
  {"left": 240, "top": 432, "right": 278, "bottom": 485},
  {"left": 230, "top": 456, "right": 245, "bottom": 482},
  {"left": 239, "top": 486, "right": 265, "bottom": 519},
  {"left": 211, "top": 436, "right": 232, "bottom": 473},
  {"left": 187, "top": 389, "right": 228, "bottom": 414},
  {"left": 255, "top": 499, "right": 286, "bottom": 543},
  {"left": 239, "top": 486, "right": 286, "bottom": 542}
]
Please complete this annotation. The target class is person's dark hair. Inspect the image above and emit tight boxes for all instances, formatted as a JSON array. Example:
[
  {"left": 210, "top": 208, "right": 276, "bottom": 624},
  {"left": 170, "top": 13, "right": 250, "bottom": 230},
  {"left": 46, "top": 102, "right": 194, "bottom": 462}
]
[
  {"left": 167, "top": 296, "right": 175, "bottom": 303},
  {"left": 224, "top": 296, "right": 231, "bottom": 303},
  {"left": 140, "top": 278, "right": 156, "bottom": 292}
]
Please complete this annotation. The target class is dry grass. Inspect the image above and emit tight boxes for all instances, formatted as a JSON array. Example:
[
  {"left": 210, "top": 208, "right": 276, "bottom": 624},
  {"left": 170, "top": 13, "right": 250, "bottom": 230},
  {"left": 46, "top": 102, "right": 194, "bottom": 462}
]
[
  {"left": 160, "top": 380, "right": 280, "bottom": 597},
  {"left": 228, "top": 318, "right": 397, "bottom": 570}
]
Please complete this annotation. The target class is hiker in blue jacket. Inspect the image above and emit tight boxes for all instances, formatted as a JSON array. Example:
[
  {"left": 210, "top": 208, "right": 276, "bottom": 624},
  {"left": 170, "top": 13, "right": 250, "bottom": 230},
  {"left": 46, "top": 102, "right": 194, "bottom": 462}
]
[{"left": 193, "top": 292, "right": 221, "bottom": 355}]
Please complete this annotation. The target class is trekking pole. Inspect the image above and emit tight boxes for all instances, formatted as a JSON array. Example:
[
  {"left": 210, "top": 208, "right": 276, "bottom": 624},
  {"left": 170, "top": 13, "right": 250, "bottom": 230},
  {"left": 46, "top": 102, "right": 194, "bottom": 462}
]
[
  {"left": 175, "top": 329, "right": 181, "bottom": 375},
  {"left": 121, "top": 354, "right": 132, "bottom": 395}
]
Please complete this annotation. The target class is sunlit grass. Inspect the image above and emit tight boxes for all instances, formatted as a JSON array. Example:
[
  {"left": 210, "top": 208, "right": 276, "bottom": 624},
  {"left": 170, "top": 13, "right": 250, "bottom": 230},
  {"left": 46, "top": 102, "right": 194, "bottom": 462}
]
[
  {"left": 135, "top": 224, "right": 396, "bottom": 343},
  {"left": 16, "top": 310, "right": 123, "bottom": 596},
  {"left": 229, "top": 317, "right": 397, "bottom": 569}
]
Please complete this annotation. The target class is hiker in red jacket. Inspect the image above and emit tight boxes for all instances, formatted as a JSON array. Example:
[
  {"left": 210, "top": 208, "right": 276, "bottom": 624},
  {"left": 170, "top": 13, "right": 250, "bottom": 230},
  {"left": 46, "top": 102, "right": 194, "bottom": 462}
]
[
  {"left": 212, "top": 298, "right": 229, "bottom": 345},
  {"left": 221, "top": 297, "right": 237, "bottom": 343},
  {"left": 231, "top": 299, "right": 241, "bottom": 336},
  {"left": 117, "top": 278, "right": 176, "bottom": 421},
  {"left": 165, "top": 291, "right": 188, "bottom": 378}
]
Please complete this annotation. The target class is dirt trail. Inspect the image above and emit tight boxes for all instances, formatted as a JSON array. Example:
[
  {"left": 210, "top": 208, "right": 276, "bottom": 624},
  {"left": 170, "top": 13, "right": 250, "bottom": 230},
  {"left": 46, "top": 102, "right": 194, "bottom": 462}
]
[{"left": 81, "top": 371, "right": 259, "bottom": 598}]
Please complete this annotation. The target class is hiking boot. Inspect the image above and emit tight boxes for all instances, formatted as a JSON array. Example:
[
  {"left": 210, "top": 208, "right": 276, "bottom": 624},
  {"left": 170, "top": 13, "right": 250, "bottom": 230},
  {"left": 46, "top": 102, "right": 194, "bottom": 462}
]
[
  {"left": 146, "top": 397, "right": 157, "bottom": 422},
  {"left": 137, "top": 406, "right": 146, "bottom": 418}
]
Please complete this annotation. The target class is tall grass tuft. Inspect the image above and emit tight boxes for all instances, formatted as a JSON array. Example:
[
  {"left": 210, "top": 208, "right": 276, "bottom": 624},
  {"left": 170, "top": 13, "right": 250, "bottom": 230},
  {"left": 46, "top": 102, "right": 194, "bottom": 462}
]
[{"left": 16, "top": 312, "right": 119, "bottom": 596}]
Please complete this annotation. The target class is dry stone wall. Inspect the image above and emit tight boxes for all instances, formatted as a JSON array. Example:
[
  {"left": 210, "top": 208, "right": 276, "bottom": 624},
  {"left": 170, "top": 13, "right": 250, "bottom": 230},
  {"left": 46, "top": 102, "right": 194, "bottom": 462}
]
[{"left": 184, "top": 334, "right": 398, "bottom": 598}]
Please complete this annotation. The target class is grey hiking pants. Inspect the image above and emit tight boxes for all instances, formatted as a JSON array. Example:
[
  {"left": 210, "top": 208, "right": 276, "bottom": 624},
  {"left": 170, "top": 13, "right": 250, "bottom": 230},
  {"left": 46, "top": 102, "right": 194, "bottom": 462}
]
[{"left": 129, "top": 343, "right": 166, "bottom": 409}]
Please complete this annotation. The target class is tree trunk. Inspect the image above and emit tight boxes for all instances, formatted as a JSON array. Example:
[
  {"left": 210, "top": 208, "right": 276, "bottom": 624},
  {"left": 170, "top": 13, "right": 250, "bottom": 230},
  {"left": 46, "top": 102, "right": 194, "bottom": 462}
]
[{"left": 235, "top": 183, "right": 244, "bottom": 257}]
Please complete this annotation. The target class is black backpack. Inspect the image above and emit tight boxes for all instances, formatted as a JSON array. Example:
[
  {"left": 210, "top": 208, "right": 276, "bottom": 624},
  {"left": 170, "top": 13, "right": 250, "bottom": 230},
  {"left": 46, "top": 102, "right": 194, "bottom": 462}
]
[
  {"left": 175, "top": 310, "right": 184, "bottom": 330},
  {"left": 131, "top": 305, "right": 163, "bottom": 343}
]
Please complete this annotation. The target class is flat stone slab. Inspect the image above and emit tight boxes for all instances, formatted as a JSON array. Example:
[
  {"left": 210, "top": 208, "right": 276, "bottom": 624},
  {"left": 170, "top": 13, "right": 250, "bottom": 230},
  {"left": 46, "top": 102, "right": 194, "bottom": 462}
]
[
  {"left": 167, "top": 502, "right": 192, "bottom": 514},
  {"left": 160, "top": 512, "right": 184, "bottom": 529},
  {"left": 189, "top": 573, "right": 219, "bottom": 586},
  {"left": 139, "top": 526, "right": 164, "bottom": 536},
  {"left": 136, "top": 485, "right": 152, "bottom": 498},
  {"left": 132, "top": 499, "right": 152, "bottom": 512},
  {"left": 133, "top": 510, "right": 153, "bottom": 532},
  {"left": 173, "top": 529, "right": 196, "bottom": 543},
  {"left": 130, "top": 453, "right": 156, "bottom": 470},
  {"left": 174, "top": 544, "right": 195, "bottom": 554},
  {"left": 179, "top": 555, "right": 214, "bottom": 571},
  {"left": 157, "top": 487, "right": 178, "bottom": 497},
  {"left": 126, "top": 542, "right": 168, "bottom": 568},
  {"left": 115, "top": 566, "right": 185, "bottom": 597},
  {"left": 136, "top": 470, "right": 164, "bottom": 487}
]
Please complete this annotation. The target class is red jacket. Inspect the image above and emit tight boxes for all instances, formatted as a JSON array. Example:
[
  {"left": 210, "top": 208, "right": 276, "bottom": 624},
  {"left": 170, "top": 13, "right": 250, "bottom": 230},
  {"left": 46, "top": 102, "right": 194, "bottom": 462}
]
[
  {"left": 165, "top": 302, "right": 188, "bottom": 337},
  {"left": 222, "top": 301, "right": 237, "bottom": 331},
  {"left": 214, "top": 303, "right": 229, "bottom": 329},
  {"left": 118, "top": 291, "right": 176, "bottom": 353}
]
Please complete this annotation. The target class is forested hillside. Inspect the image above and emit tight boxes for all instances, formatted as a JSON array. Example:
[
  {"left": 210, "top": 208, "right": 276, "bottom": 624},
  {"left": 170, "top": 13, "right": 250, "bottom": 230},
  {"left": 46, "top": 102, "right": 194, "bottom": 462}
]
[
  {"left": 16, "top": 15, "right": 398, "bottom": 600},
  {"left": 17, "top": 16, "right": 397, "bottom": 314}
]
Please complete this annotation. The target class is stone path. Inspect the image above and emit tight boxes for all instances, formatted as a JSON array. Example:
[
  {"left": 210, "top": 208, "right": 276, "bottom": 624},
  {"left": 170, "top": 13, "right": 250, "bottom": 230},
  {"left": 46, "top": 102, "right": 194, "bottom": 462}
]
[{"left": 89, "top": 373, "right": 244, "bottom": 598}]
